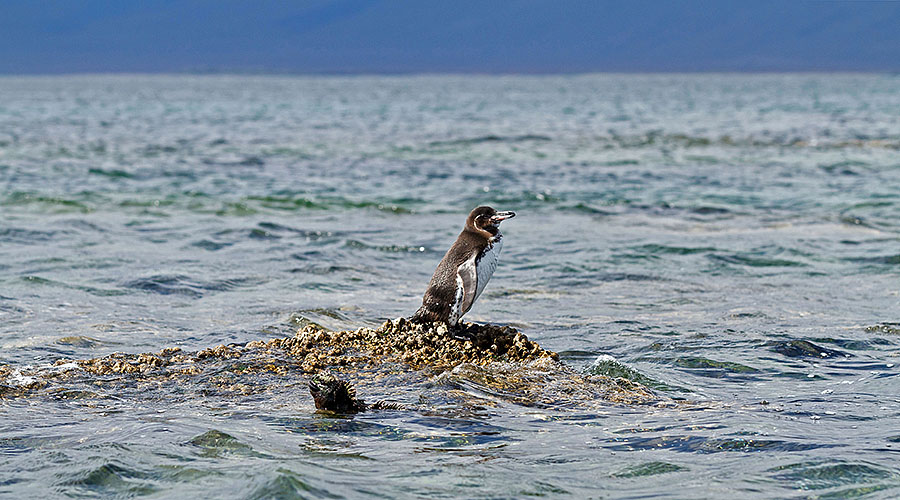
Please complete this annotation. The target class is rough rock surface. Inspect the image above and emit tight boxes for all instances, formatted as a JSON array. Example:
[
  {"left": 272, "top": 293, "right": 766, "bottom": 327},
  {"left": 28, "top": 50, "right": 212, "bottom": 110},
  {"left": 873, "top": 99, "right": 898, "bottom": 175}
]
[
  {"left": 0, "top": 320, "right": 656, "bottom": 407},
  {"left": 249, "top": 319, "right": 558, "bottom": 372}
]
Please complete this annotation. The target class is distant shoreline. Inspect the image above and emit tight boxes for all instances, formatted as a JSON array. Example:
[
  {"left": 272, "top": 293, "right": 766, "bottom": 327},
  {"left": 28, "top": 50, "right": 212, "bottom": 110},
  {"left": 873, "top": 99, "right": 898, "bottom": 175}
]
[{"left": 0, "top": 70, "right": 898, "bottom": 78}]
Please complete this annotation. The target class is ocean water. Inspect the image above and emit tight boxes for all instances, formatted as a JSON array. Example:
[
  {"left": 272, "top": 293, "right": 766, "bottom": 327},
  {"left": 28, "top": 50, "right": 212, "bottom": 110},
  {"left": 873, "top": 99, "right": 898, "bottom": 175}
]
[{"left": 1, "top": 74, "right": 899, "bottom": 499}]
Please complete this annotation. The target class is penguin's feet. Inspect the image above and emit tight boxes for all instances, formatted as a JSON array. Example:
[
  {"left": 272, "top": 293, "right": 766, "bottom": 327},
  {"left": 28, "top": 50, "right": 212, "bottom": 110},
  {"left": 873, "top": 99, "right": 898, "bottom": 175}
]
[{"left": 450, "top": 325, "right": 477, "bottom": 342}]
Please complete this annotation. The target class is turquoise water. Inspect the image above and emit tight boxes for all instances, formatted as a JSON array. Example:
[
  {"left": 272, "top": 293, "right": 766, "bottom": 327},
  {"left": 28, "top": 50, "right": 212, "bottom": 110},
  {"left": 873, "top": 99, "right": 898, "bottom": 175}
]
[{"left": 1, "top": 74, "right": 900, "bottom": 498}]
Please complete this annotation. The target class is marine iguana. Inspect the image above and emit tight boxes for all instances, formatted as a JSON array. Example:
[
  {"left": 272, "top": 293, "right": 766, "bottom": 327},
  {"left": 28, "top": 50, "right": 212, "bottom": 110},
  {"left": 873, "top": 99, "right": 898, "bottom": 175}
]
[{"left": 308, "top": 372, "right": 404, "bottom": 413}]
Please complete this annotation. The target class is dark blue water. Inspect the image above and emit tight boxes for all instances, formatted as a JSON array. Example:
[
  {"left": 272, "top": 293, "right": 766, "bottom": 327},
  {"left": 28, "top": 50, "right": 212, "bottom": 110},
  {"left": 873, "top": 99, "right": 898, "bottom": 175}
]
[{"left": 1, "top": 74, "right": 899, "bottom": 498}]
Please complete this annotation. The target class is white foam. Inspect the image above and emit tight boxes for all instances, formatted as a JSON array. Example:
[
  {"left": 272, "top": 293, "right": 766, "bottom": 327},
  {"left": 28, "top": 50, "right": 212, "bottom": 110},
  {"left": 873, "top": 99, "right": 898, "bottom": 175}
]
[
  {"left": 7, "top": 370, "right": 37, "bottom": 387},
  {"left": 50, "top": 362, "right": 79, "bottom": 374},
  {"left": 592, "top": 354, "right": 618, "bottom": 364}
]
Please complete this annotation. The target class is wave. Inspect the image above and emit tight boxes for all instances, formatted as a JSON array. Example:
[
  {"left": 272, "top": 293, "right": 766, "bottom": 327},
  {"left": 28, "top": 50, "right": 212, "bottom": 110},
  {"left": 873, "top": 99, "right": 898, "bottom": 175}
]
[
  {"left": 428, "top": 134, "right": 552, "bottom": 147},
  {"left": 123, "top": 275, "right": 261, "bottom": 298}
]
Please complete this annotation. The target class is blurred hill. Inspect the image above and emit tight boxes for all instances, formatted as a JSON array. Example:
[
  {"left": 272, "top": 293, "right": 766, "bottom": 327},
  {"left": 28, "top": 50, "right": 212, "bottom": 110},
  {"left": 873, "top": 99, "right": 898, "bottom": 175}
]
[{"left": 2, "top": 0, "right": 898, "bottom": 73}]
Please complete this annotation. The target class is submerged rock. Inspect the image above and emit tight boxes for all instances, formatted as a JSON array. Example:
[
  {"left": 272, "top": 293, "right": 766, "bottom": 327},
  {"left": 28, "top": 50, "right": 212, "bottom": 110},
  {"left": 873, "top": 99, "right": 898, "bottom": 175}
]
[
  {"left": 864, "top": 323, "right": 900, "bottom": 335},
  {"left": 770, "top": 340, "right": 849, "bottom": 359},
  {"left": 439, "top": 357, "right": 655, "bottom": 406}
]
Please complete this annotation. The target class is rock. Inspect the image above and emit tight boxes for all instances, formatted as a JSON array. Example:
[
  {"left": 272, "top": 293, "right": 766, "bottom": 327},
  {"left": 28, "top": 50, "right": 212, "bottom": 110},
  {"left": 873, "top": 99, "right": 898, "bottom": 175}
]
[{"left": 0, "top": 321, "right": 661, "bottom": 408}]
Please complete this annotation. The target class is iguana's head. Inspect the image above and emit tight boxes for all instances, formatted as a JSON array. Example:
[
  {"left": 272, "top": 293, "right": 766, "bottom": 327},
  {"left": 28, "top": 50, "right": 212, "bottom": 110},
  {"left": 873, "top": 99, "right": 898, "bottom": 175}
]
[{"left": 308, "top": 373, "right": 364, "bottom": 413}]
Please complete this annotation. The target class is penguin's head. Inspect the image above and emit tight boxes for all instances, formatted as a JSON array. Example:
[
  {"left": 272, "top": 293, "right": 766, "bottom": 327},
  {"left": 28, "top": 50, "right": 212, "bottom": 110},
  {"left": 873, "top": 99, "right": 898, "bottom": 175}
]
[{"left": 467, "top": 206, "right": 516, "bottom": 236}]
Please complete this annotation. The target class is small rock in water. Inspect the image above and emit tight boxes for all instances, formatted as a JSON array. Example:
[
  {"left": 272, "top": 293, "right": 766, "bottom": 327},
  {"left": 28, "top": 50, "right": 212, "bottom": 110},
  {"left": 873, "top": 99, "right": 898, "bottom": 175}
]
[{"left": 771, "top": 340, "right": 848, "bottom": 359}]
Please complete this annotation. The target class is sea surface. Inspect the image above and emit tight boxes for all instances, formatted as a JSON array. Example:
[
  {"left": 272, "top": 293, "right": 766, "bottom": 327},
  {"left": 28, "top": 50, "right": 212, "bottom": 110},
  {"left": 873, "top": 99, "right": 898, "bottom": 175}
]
[{"left": 1, "top": 74, "right": 899, "bottom": 499}]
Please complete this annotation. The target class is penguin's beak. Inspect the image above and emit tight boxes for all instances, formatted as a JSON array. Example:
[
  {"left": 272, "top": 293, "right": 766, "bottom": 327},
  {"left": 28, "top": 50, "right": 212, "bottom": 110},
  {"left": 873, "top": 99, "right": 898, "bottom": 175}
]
[{"left": 491, "top": 211, "right": 516, "bottom": 224}]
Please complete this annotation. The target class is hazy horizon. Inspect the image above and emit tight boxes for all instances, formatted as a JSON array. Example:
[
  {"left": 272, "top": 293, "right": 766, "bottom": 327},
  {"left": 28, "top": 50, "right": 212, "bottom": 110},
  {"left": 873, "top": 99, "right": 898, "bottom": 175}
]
[{"left": 3, "top": 71, "right": 899, "bottom": 78}]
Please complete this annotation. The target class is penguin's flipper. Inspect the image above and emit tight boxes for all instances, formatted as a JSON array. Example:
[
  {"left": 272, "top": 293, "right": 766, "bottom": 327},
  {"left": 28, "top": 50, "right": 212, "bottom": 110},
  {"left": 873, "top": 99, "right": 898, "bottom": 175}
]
[{"left": 457, "top": 257, "right": 478, "bottom": 315}]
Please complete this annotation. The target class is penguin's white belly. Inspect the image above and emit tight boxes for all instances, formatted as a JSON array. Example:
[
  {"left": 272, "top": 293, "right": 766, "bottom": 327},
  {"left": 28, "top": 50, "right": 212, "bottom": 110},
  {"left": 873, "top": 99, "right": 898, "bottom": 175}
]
[{"left": 473, "top": 236, "right": 502, "bottom": 305}]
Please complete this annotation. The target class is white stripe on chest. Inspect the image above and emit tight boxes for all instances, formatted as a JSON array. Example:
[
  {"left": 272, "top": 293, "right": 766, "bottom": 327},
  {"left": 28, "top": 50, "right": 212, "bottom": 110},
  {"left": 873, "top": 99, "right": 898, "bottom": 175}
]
[
  {"left": 473, "top": 235, "right": 502, "bottom": 305},
  {"left": 449, "top": 273, "right": 465, "bottom": 326}
]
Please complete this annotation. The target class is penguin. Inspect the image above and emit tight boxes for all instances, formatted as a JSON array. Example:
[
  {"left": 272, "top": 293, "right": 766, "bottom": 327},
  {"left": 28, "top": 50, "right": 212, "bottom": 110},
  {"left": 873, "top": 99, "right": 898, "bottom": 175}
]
[{"left": 411, "top": 206, "right": 516, "bottom": 328}]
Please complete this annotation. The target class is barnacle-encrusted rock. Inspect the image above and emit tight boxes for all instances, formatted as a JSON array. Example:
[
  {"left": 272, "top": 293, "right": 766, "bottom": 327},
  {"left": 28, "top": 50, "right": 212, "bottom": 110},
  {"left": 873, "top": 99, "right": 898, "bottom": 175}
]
[
  {"left": 0, "top": 320, "right": 656, "bottom": 408},
  {"left": 2, "top": 320, "right": 556, "bottom": 388},
  {"left": 249, "top": 319, "right": 557, "bottom": 371},
  {"left": 72, "top": 347, "right": 191, "bottom": 376}
]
